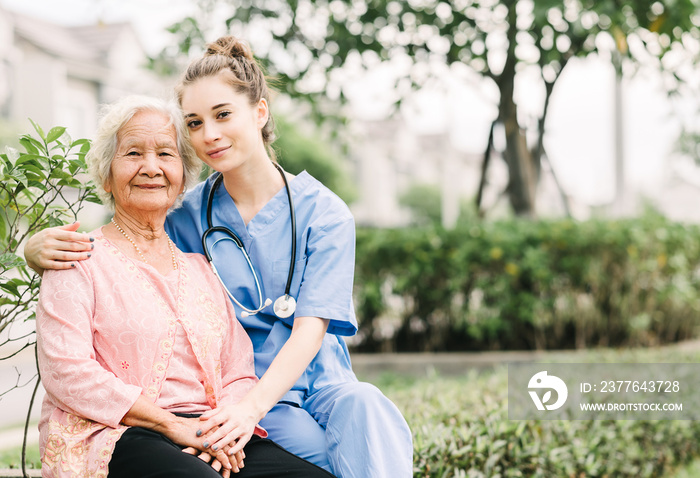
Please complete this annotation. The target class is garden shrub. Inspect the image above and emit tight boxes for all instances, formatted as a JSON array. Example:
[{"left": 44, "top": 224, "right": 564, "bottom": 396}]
[
  {"left": 353, "top": 215, "right": 700, "bottom": 352},
  {"left": 1, "top": 122, "right": 97, "bottom": 350},
  {"left": 382, "top": 361, "right": 700, "bottom": 477}
]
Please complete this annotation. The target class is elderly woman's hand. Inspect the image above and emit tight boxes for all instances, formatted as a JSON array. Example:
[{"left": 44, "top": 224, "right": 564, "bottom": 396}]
[
  {"left": 24, "top": 222, "right": 94, "bottom": 275},
  {"left": 182, "top": 446, "right": 245, "bottom": 476},
  {"left": 165, "top": 415, "right": 241, "bottom": 473}
]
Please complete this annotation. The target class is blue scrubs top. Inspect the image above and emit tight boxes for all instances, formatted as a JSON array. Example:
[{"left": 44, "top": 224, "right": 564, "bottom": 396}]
[{"left": 165, "top": 171, "right": 358, "bottom": 405}]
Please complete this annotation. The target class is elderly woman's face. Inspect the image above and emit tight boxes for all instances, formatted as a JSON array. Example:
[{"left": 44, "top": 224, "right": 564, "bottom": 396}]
[{"left": 105, "top": 110, "right": 184, "bottom": 215}]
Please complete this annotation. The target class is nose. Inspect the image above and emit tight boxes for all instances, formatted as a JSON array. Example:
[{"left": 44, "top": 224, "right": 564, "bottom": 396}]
[
  {"left": 202, "top": 122, "right": 221, "bottom": 144},
  {"left": 139, "top": 151, "right": 163, "bottom": 177}
]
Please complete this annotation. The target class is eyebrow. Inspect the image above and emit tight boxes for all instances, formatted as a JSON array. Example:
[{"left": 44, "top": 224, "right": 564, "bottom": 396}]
[{"left": 184, "top": 103, "right": 232, "bottom": 119}]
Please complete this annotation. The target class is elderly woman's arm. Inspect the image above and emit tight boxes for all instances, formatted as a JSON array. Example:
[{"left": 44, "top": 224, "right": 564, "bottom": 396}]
[
  {"left": 24, "top": 222, "right": 94, "bottom": 275},
  {"left": 37, "top": 263, "right": 238, "bottom": 472},
  {"left": 37, "top": 266, "right": 142, "bottom": 427}
]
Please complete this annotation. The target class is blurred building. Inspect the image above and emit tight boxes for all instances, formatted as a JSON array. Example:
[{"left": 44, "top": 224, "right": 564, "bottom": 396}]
[
  {"left": 349, "top": 118, "right": 483, "bottom": 227},
  {"left": 0, "top": 6, "right": 167, "bottom": 140}
]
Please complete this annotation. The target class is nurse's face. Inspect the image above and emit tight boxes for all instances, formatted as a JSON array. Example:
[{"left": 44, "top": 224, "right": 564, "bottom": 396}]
[{"left": 181, "top": 72, "right": 269, "bottom": 174}]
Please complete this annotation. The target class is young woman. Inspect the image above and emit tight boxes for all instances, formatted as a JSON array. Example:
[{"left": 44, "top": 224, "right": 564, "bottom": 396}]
[{"left": 24, "top": 36, "right": 412, "bottom": 477}]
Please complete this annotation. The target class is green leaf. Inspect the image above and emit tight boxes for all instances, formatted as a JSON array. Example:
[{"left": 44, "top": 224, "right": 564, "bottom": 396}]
[
  {"left": 19, "top": 136, "right": 45, "bottom": 156},
  {"left": 0, "top": 211, "right": 6, "bottom": 242},
  {"left": 46, "top": 126, "right": 67, "bottom": 144},
  {"left": 29, "top": 118, "right": 46, "bottom": 141},
  {"left": 0, "top": 252, "right": 25, "bottom": 270},
  {"left": 4, "top": 146, "right": 20, "bottom": 164}
]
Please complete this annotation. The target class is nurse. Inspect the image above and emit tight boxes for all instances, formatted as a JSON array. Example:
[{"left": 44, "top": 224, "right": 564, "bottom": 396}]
[{"left": 24, "top": 36, "right": 413, "bottom": 477}]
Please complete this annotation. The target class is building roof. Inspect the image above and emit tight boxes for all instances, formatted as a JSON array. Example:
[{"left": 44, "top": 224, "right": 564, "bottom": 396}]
[
  {"left": 7, "top": 8, "right": 138, "bottom": 65},
  {"left": 70, "top": 22, "right": 134, "bottom": 54}
]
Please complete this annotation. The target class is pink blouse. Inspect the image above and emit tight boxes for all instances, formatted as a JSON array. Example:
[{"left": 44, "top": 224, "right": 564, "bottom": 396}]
[{"left": 37, "top": 228, "right": 265, "bottom": 478}]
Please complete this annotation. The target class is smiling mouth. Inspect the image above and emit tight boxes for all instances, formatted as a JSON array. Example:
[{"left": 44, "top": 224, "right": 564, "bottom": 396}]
[
  {"left": 207, "top": 146, "right": 230, "bottom": 158},
  {"left": 136, "top": 185, "right": 166, "bottom": 189}
]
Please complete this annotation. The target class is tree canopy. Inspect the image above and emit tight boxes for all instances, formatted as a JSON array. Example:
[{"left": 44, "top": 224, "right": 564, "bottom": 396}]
[{"left": 157, "top": 0, "right": 700, "bottom": 216}]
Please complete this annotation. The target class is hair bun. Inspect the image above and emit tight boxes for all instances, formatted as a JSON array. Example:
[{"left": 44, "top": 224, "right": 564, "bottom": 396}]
[{"left": 205, "top": 36, "right": 254, "bottom": 61}]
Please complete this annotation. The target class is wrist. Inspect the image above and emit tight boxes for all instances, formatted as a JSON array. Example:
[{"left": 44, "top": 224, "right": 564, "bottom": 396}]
[{"left": 238, "top": 396, "right": 270, "bottom": 423}]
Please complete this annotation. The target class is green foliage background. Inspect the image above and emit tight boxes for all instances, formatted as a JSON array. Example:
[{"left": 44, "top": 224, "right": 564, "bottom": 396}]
[
  {"left": 353, "top": 212, "right": 700, "bottom": 352},
  {"left": 0, "top": 122, "right": 99, "bottom": 351}
]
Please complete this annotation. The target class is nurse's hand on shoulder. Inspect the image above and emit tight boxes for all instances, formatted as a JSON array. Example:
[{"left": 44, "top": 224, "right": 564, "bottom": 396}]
[
  {"left": 23, "top": 221, "right": 94, "bottom": 275},
  {"left": 197, "top": 403, "right": 259, "bottom": 458}
]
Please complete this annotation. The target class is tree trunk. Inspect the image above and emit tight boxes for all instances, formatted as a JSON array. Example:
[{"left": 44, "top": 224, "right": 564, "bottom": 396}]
[
  {"left": 498, "top": 0, "right": 538, "bottom": 217},
  {"left": 475, "top": 120, "right": 496, "bottom": 216}
]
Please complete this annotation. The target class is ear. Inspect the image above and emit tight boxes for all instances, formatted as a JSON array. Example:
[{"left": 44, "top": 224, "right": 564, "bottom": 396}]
[
  {"left": 103, "top": 177, "right": 112, "bottom": 194},
  {"left": 256, "top": 98, "right": 269, "bottom": 129}
]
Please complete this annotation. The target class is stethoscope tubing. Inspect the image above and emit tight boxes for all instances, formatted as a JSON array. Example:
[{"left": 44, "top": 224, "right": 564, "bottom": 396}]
[{"left": 202, "top": 163, "right": 296, "bottom": 317}]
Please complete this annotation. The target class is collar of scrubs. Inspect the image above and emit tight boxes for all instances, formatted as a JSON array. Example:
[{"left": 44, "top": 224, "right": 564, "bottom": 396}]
[{"left": 210, "top": 170, "right": 313, "bottom": 243}]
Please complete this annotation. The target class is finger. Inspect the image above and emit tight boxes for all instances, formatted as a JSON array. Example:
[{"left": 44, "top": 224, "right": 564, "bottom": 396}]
[
  {"left": 197, "top": 452, "right": 212, "bottom": 463},
  {"left": 58, "top": 221, "right": 81, "bottom": 232},
  {"left": 226, "top": 433, "right": 252, "bottom": 456},
  {"left": 234, "top": 450, "right": 245, "bottom": 470},
  {"left": 222, "top": 468, "right": 231, "bottom": 478},
  {"left": 197, "top": 416, "right": 222, "bottom": 436},
  {"left": 54, "top": 223, "right": 94, "bottom": 244},
  {"left": 211, "top": 459, "right": 222, "bottom": 472},
  {"left": 199, "top": 408, "right": 217, "bottom": 420},
  {"left": 47, "top": 237, "right": 95, "bottom": 252},
  {"left": 213, "top": 450, "right": 232, "bottom": 472},
  {"left": 47, "top": 250, "right": 93, "bottom": 263},
  {"left": 40, "top": 260, "right": 80, "bottom": 270},
  {"left": 206, "top": 427, "right": 233, "bottom": 450},
  {"left": 182, "top": 447, "right": 197, "bottom": 455}
]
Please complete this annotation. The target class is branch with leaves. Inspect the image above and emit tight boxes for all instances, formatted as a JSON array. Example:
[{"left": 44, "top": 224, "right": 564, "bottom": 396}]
[{"left": 0, "top": 121, "right": 98, "bottom": 475}]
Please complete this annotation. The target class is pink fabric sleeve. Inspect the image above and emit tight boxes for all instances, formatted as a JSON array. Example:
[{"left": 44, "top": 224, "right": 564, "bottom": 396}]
[
  {"left": 218, "top": 296, "right": 259, "bottom": 406},
  {"left": 218, "top": 295, "right": 268, "bottom": 438},
  {"left": 37, "top": 266, "right": 143, "bottom": 429}
]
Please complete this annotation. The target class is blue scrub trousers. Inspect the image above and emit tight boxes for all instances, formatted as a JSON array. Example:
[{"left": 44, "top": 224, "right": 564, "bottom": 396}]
[{"left": 259, "top": 381, "right": 413, "bottom": 478}]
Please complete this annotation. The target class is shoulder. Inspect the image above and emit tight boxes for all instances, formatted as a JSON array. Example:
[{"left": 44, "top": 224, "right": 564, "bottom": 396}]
[
  {"left": 168, "top": 177, "right": 211, "bottom": 220},
  {"left": 179, "top": 251, "right": 220, "bottom": 287},
  {"left": 39, "top": 227, "right": 112, "bottom": 296},
  {"left": 293, "top": 171, "right": 354, "bottom": 228},
  {"left": 181, "top": 250, "right": 210, "bottom": 270}
]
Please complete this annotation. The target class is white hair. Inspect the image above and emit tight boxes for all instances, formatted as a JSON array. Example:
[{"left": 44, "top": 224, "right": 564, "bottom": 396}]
[{"left": 86, "top": 95, "right": 201, "bottom": 210}]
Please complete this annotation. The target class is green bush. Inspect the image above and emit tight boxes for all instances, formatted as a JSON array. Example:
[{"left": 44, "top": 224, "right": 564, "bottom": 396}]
[
  {"left": 377, "top": 346, "right": 700, "bottom": 477},
  {"left": 1, "top": 121, "right": 98, "bottom": 349},
  {"left": 353, "top": 215, "right": 700, "bottom": 352}
]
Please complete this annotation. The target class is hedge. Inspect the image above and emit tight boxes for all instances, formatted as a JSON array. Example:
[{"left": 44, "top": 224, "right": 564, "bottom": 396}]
[
  {"left": 381, "top": 346, "right": 700, "bottom": 477},
  {"left": 352, "top": 213, "right": 700, "bottom": 352}
]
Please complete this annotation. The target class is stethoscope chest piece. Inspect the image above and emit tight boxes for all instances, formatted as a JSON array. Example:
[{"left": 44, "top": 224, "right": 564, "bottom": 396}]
[{"left": 273, "top": 295, "right": 297, "bottom": 318}]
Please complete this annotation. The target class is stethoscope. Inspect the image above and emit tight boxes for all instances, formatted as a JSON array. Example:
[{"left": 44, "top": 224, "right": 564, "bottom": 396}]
[{"left": 202, "top": 163, "right": 297, "bottom": 319}]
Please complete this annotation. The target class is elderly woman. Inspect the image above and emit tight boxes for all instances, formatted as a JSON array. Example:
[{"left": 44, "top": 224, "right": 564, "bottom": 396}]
[{"left": 36, "top": 96, "right": 334, "bottom": 478}]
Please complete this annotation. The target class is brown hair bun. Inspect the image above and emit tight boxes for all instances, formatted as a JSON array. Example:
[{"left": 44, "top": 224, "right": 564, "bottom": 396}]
[{"left": 205, "top": 36, "right": 254, "bottom": 62}]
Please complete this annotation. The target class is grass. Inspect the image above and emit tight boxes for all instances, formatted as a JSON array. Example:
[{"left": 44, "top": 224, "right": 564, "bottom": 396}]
[
  {"left": 0, "top": 444, "right": 40, "bottom": 470},
  {"left": 369, "top": 343, "right": 700, "bottom": 477},
  {"left": 670, "top": 459, "right": 700, "bottom": 478}
]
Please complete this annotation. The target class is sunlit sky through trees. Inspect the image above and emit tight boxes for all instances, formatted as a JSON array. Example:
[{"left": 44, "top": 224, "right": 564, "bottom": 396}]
[{"left": 2, "top": 0, "right": 698, "bottom": 208}]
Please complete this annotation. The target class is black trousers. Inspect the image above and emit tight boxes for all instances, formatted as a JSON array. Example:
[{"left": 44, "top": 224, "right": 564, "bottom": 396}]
[{"left": 108, "top": 426, "right": 335, "bottom": 478}]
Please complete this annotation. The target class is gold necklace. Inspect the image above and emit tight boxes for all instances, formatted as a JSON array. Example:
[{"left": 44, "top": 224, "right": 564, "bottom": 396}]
[{"left": 111, "top": 218, "right": 178, "bottom": 270}]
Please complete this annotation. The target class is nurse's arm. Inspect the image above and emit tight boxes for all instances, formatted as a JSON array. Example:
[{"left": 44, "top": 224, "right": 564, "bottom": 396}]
[
  {"left": 24, "top": 222, "right": 94, "bottom": 275},
  {"left": 199, "top": 315, "right": 329, "bottom": 455}
]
